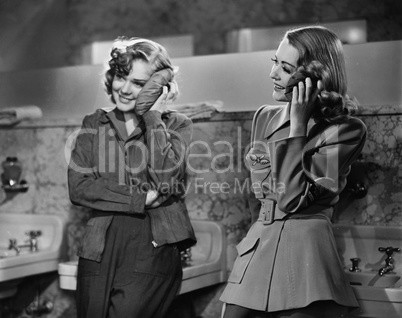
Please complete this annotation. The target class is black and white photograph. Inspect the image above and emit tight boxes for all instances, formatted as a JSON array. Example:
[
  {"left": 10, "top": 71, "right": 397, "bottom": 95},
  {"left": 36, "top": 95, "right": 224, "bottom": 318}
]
[{"left": 0, "top": 1, "right": 401, "bottom": 317}]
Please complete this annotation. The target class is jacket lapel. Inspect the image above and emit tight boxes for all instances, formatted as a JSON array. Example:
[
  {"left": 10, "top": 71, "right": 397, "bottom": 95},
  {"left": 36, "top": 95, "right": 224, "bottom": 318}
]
[
  {"left": 264, "top": 103, "right": 290, "bottom": 139},
  {"left": 262, "top": 103, "right": 317, "bottom": 140},
  {"left": 106, "top": 108, "right": 129, "bottom": 141},
  {"left": 103, "top": 108, "right": 145, "bottom": 142}
]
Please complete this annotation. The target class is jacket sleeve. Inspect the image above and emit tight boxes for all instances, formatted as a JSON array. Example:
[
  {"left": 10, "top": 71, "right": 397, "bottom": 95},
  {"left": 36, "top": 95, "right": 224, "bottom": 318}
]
[
  {"left": 268, "top": 118, "right": 367, "bottom": 213},
  {"left": 68, "top": 113, "right": 147, "bottom": 213},
  {"left": 141, "top": 110, "right": 193, "bottom": 205}
]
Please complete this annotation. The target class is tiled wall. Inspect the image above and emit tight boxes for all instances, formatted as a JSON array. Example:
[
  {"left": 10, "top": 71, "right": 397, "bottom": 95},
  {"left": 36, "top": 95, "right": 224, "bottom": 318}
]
[{"left": 0, "top": 106, "right": 400, "bottom": 317}]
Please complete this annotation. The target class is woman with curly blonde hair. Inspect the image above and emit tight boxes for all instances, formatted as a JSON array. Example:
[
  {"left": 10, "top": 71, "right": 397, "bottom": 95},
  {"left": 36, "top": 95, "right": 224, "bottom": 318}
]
[{"left": 68, "top": 37, "right": 196, "bottom": 318}]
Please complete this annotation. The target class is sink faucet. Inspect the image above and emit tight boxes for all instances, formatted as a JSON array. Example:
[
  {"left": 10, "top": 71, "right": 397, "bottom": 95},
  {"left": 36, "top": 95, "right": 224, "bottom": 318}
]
[
  {"left": 8, "top": 238, "right": 21, "bottom": 254},
  {"left": 181, "top": 248, "right": 192, "bottom": 267},
  {"left": 8, "top": 230, "right": 42, "bottom": 255},
  {"left": 349, "top": 258, "right": 361, "bottom": 272},
  {"left": 378, "top": 246, "right": 401, "bottom": 276}
]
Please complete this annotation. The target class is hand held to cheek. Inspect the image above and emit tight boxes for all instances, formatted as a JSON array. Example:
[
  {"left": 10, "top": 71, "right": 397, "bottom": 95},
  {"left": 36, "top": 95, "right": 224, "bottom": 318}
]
[
  {"left": 135, "top": 68, "right": 174, "bottom": 116},
  {"left": 285, "top": 72, "right": 318, "bottom": 102}
]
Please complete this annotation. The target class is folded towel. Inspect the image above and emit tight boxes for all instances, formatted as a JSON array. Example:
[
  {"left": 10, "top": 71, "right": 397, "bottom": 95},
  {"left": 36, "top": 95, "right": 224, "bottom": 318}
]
[
  {"left": 100, "top": 100, "right": 223, "bottom": 120},
  {"left": 0, "top": 105, "right": 43, "bottom": 126},
  {"left": 168, "top": 100, "right": 223, "bottom": 119}
]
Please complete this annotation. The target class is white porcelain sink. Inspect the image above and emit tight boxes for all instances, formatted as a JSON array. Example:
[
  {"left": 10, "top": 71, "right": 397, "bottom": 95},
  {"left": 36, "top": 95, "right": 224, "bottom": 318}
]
[
  {"left": 350, "top": 284, "right": 402, "bottom": 318},
  {"left": 180, "top": 219, "right": 227, "bottom": 294},
  {"left": 0, "top": 213, "right": 66, "bottom": 298},
  {"left": 0, "top": 247, "right": 20, "bottom": 258},
  {"left": 346, "top": 270, "right": 401, "bottom": 288},
  {"left": 59, "top": 219, "right": 227, "bottom": 294},
  {"left": 333, "top": 224, "right": 402, "bottom": 318}
]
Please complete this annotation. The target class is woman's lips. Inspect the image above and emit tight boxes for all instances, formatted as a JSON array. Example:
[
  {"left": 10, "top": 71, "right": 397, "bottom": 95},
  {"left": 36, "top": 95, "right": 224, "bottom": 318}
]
[
  {"left": 273, "top": 84, "right": 285, "bottom": 92},
  {"left": 118, "top": 95, "right": 134, "bottom": 103}
]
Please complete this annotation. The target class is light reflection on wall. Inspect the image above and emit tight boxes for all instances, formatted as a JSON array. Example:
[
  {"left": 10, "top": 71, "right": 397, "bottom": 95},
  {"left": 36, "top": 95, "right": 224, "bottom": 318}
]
[
  {"left": 82, "top": 34, "right": 195, "bottom": 65},
  {"left": 226, "top": 19, "right": 367, "bottom": 53}
]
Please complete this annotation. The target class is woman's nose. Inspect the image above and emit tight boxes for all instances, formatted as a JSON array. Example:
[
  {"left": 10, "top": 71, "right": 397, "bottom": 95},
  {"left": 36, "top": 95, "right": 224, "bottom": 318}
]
[
  {"left": 120, "top": 80, "right": 132, "bottom": 95},
  {"left": 269, "top": 66, "right": 279, "bottom": 80}
]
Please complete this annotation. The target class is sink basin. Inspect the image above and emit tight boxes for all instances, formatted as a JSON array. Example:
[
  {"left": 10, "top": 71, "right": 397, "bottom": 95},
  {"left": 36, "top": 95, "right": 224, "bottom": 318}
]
[
  {"left": 180, "top": 219, "right": 227, "bottom": 294},
  {"left": 349, "top": 285, "right": 402, "bottom": 318},
  {"left": 0, "top": 213, "right": 66, "bottom": 298},
  {"left": 0, "top": 248, "right": 20, "bottom": 258},
  {"left": 346, "top": 271, "right": 401, "bottom": 288},
  {"left": 59, "top": 219, "right": 227, "bottom": 294},
  {"left": 333, "top": 224, "right": 402, "bottom": 318}
]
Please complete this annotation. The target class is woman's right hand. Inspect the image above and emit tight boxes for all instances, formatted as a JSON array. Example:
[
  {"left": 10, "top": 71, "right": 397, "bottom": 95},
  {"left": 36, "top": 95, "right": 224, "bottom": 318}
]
[
  {"left": 289, "top": 77, "right": 323, "bottom": 137},
  {"left": 149, "top": 80, "right": 179, "bottom": 114}
]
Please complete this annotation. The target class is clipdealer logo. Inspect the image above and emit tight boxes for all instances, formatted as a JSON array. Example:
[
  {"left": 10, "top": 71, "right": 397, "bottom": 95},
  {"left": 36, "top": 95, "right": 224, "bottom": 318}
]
[{"left": 64, "top": 124, "right": 342, "bottom": 196}]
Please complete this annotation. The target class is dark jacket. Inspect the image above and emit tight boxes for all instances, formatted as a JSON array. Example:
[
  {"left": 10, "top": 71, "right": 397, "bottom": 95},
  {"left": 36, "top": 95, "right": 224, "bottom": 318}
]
[{"left": 68, "top": 107, "right": 196, "bottom": 262}]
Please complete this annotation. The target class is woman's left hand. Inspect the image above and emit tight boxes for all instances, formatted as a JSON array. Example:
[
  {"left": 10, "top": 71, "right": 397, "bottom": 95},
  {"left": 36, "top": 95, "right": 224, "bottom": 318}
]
[
  {"left": 149, "top": 80, "right": 179, "bottom": 114},
  {"left": 145, "top": 189, "right": 163, "bottom": 209},
  {"left": 145, "top": 189, "right": 159, "bottom": 206}
]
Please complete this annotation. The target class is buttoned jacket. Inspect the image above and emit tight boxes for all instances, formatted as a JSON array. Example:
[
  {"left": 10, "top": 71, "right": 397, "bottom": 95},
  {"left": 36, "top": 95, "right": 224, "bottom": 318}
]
[
  {"left": 68, "top": 107, "right": 196, "bottom": 262},
  {"left": 220, "top": 103, "right": 366, "bottom": 311},
  {"left": 247, "top": 103, "right": 367, "bottom": 222}
]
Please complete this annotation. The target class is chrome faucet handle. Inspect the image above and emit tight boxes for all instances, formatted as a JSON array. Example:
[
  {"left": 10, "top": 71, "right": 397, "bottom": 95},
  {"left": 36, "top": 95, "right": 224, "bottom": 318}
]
[
  {"left": 25, "top": 230, "right": 42, "bottom": 251},
  {"left": 25, "top": 230, "right": 42, "bottom": 239},
  {"left": 378, "top": 246, "right": 400, "bottom": 263},
  {"left": 8, "top": 238, "right": 21, "bottom": 254},
  {"left": 349, "top": 258, "right": 361, "bottom": 272},
  {"left": 8, "top": 238, "right": 18, "bottom": 249},
  {"left": 378, "top": 246, "right": 401, "bottom": 256},
  {"left": 181, "top": 248, "right": 192, "bottom": 267}
]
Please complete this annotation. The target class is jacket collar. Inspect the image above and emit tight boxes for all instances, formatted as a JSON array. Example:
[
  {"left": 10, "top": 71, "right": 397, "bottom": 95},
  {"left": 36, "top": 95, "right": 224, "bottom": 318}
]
[
  {"left": 99, "top": 106, "right": 145, "bottom": 141},
  {"left": 263, "top": 103, "right": 318, "bottom": 139},
  {"left": 98, "top": 106, "right": 114, "bottom": 124},
  {"left": 264, "top": 103, "right": 290, "bottom": 139}
]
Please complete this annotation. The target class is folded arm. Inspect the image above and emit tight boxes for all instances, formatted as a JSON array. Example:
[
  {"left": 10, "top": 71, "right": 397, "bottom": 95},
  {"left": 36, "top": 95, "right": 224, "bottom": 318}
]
[
  {"left": 68, "top": 113, "right": 147, "bottom": 213},
  {"left": 269, "top": 118, "right": 367, "bottom": 213},
  {"left": 142, "top": 111, "right": 193, "bottom": 207}
]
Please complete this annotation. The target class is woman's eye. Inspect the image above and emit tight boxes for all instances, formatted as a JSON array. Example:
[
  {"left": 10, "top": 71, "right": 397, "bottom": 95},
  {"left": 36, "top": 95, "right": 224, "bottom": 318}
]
[
  {"left": 133, "top": 82, "right": 145, "bottom": 88},
  {"left": 115, "top": 74, "right": 124, "bottom": 80},
  {"left": 271, "top": 57, "right": 292, "bottom": 74}
]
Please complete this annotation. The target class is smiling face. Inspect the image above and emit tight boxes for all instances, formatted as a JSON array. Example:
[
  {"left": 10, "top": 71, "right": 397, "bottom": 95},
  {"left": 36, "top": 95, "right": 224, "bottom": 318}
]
[
  {"left": 269, "top": 38, "right": 299, "bottom": 102},
  {"left": 111, "top": 60, "right": 153, "bottom": 113}
]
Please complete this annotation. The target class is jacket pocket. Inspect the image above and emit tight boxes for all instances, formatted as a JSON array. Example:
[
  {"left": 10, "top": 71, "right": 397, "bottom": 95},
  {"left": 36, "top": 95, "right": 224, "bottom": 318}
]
[
  {"left": 77, "top": 216, "right": 113, "bottom": 262},
  {"left": 228, "top": 237, "right": 260, "bottom": 284},
  {"left": 148, "top": 201, "right": 196, "bottom": 248},
  {"left": 77, "top": 257, "right": 101, "bottom": 277}
]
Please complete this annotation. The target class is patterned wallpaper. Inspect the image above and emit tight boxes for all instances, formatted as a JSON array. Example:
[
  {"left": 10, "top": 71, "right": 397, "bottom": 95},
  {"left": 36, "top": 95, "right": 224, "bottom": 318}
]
[
  {"left": 334, "top": 106, "right": 402, "bottom": 226},
  {"left": 0, "top": 108, "right": 401, "bottom": 258}
]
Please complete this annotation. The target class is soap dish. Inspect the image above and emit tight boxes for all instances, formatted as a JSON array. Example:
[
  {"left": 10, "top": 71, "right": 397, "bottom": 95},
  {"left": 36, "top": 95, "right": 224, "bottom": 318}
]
[{"left": 2, "top": 180, "right": 29, "bottom": 192}]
